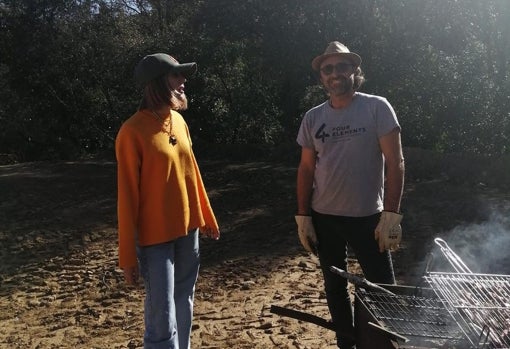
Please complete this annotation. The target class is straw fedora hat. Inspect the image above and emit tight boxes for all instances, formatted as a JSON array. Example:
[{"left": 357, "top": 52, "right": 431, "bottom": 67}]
[{"left": 311, "top": 41, "right": 362, "bottom": 71}]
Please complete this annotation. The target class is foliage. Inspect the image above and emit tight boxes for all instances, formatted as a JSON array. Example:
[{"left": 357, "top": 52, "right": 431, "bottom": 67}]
[{"left": 0, "top": 0, "right": 509, "bottom": 162}]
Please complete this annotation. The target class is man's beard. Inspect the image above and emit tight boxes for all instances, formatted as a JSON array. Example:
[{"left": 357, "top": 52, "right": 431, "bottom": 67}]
[{"left": 327, "top": 76, "right": 354, "bottom": 97}]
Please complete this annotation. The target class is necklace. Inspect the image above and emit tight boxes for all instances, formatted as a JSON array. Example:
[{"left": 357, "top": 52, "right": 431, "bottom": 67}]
[{"left": 150, "top": 110, "right": 177, "bottom": 145}]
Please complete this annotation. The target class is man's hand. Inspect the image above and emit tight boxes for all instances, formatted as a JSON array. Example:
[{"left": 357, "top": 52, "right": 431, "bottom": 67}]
[
  {"left": 123, "top": 265, "right": 140, "bottom": 286},
  {"left": 295, "top": 215, "right": 318, "bottom": 254},
  {"left": 374, "top": 211, "right": 403, "bottom": 252}
]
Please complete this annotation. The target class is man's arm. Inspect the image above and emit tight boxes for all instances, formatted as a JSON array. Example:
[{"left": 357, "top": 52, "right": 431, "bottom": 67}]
[
  {"left": 379, "top": 128, "right": 405, "bottom": 213},
  {"left": 296, "top": 147, "right": 316, "bottom": 215}
]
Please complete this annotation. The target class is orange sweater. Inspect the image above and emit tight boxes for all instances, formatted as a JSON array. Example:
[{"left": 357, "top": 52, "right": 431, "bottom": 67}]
[{"left": 115, "top": 109, "right": 219, "bottom": 268}]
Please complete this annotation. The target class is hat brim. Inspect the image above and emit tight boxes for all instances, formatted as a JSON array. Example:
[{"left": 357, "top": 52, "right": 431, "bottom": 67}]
[
  {"left": 134, "top": 53, "right": 198, "bottom": 85},
  {"left": 311, "top": 52, "right": 362, "bottom": 71},
  {"left": 174, "top": 62, "right": 197, "bottom": 78}
]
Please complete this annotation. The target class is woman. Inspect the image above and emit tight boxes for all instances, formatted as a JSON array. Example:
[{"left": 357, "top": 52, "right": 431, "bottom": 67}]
[{"left": 115, "top": 53, "right": 220, "bottom": 349}]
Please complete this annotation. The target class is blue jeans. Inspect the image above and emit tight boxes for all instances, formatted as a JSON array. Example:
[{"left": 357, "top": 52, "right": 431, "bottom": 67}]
[
  {"left": 137, "top": 229, "right": 200, "bottom": 349},
  {"left": 311, "top": 211, "right": 395, "bottom": 349}
]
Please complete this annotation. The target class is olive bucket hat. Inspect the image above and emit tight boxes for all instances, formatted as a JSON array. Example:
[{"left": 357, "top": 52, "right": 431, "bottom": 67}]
[
  {"left": 311, "top": 41, "right": 362, "bottom": 71},
  {"left": 134, "top": 53, "right": 197, "bottom": 86}
]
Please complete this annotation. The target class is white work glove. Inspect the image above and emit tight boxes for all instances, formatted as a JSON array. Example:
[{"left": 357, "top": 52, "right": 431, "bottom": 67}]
[
  {"left": 374, "top": 211, "right": 403, "bottom": 252},
  {"left": 295, "top": 215, "right": 318, "bottom": 254}
]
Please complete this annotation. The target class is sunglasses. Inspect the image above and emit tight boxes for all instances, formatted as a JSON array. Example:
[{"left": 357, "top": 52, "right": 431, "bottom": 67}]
[{"left": 320, "top": 62, "right": 355, "bottom": 75}]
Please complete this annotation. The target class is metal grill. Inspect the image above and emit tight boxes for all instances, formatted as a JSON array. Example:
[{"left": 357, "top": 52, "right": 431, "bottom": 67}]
[
  {"left": 352, "top": 237, "right": 510, "bottom": 348},
  {"left": 424, "top": 239, "right": 510, "bottom": 348},
  {"left": 357, "top": 287, "right": 465, "bottom": 341}
]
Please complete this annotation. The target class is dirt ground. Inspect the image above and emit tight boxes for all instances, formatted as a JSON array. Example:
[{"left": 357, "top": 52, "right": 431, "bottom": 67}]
[{"left": 1, "top": 147, "right": 509, "bottom": 349}]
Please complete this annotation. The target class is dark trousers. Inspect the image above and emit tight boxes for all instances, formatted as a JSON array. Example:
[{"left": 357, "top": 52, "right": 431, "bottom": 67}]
[{"left": 312, "top": 210, "right": 395, "bottom": 348}]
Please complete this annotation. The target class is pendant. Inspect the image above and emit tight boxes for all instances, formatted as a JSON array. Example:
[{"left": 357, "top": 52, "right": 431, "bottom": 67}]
[{"left": 169, "top": 135, "right": 177, "bottom": 145}]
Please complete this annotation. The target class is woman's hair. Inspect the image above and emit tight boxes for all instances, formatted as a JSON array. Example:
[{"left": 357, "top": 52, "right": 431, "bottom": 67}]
[
  {"left": 353, "top": 67, "right": 365, "bottom": 91},
  {"left": 138, "top": 73, "right": 188, "bottom": 111}
]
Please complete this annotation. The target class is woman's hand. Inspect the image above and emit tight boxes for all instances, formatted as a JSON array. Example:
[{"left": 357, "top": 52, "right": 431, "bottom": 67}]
[
  {"left": 200, "top": 225, "right": 220, "bottom": 240},
  {"left": 122, "top": 265, "right": 140, "bottom": 286}
]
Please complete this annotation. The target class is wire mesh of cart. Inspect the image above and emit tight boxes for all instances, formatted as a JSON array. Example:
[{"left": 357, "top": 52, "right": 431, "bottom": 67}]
[{"left": 424, "top": 238, "right": 510, "bottom": 349}]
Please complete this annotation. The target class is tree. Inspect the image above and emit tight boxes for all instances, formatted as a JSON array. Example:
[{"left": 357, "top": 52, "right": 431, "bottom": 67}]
[{"left": 0, "top": 0, "right": 509, "bottom": 161}]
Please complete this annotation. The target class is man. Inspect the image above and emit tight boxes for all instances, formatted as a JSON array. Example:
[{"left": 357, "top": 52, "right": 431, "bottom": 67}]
[{"left": 295, "top": 41, "right": 405, "bottom": 349}]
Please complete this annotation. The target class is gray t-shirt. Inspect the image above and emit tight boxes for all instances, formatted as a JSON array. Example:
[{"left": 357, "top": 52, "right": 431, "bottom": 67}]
[{"left": 296, "top": 92, "right": 400, "bottom": 217}]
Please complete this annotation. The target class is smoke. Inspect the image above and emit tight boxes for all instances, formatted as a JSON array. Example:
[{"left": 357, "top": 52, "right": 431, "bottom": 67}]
[{"left": 435, "top": 201, "right": 510, "bottom": 274}]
